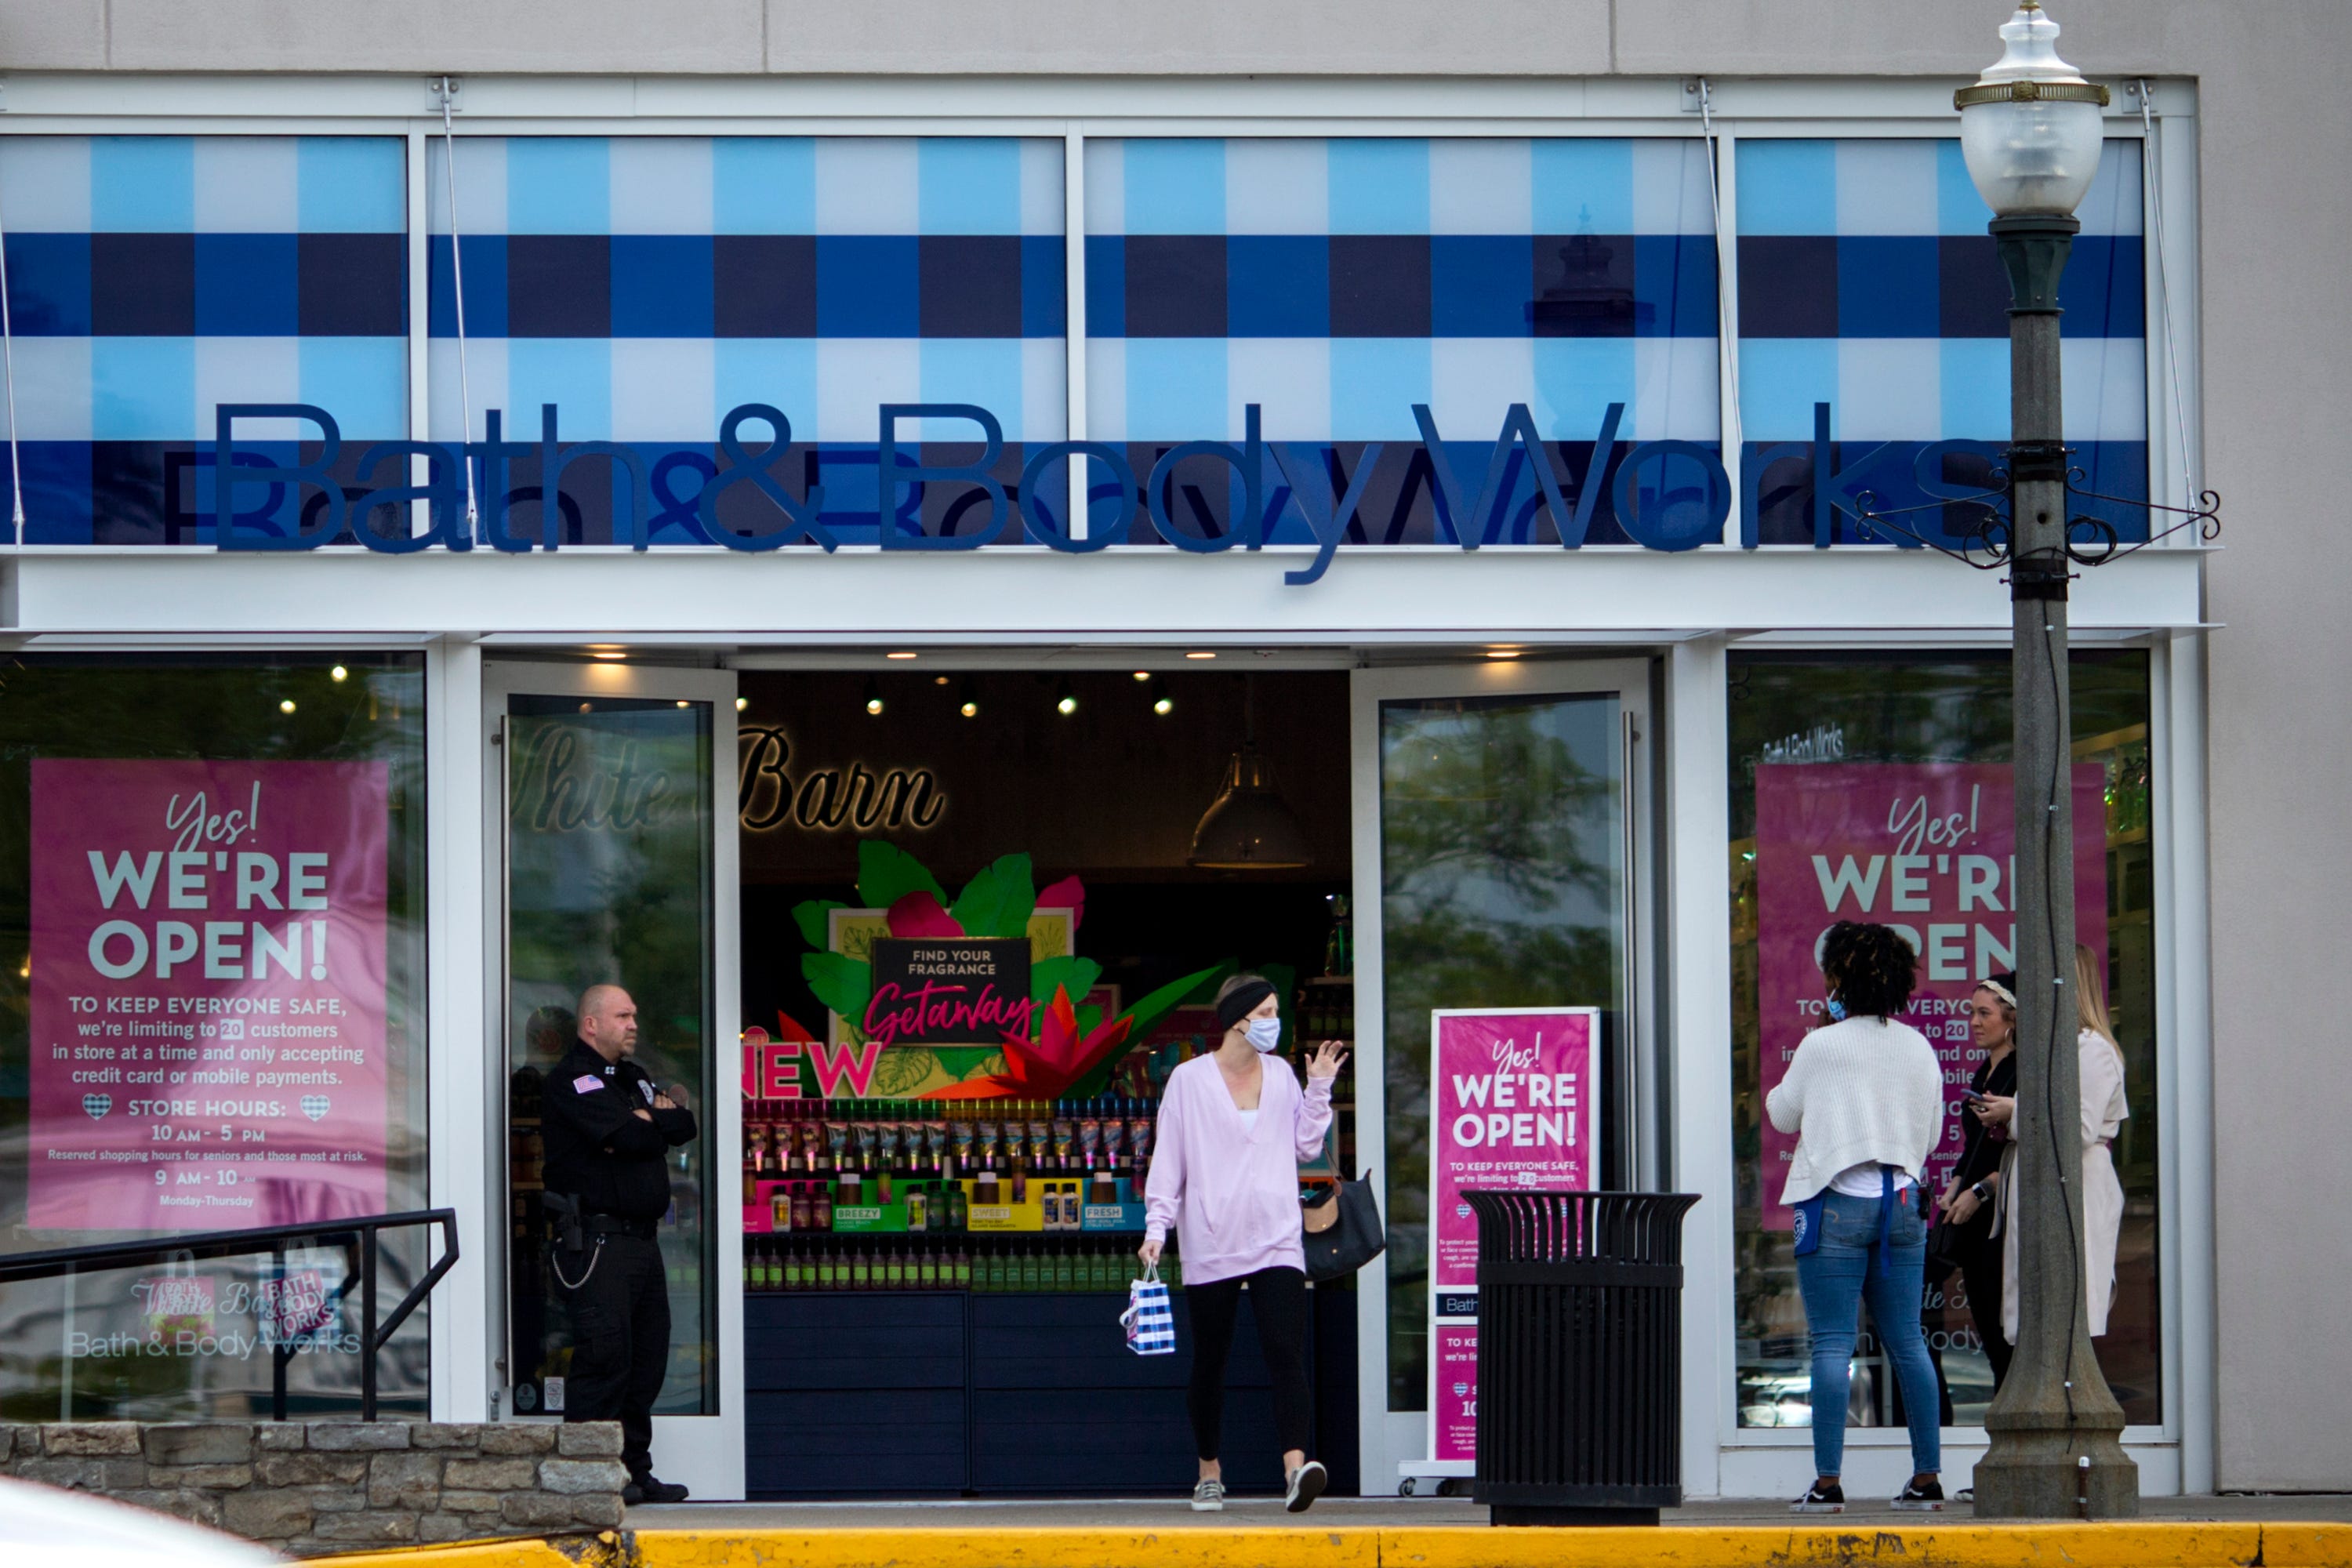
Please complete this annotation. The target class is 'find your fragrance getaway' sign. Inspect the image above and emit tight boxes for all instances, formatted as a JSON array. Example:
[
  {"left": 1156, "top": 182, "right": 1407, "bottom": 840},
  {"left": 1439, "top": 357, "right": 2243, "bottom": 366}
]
[
  {"left": 863, "top": 938, "right": 1035, "bottom": 1050},
  {"left": 26, "top": 759, "right": 393, "bottom": 1232}
]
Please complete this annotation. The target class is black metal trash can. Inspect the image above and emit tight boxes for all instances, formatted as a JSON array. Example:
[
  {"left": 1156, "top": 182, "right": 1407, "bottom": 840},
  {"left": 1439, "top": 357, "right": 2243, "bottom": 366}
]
[{"left": 1465, "top": 1190, "right": 1700, "bottom": 1526}]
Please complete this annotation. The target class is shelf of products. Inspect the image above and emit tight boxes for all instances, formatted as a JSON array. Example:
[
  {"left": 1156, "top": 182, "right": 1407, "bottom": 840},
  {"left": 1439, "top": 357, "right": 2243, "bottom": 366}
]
[{"left": 744, "top": 1234, "right": 1175, "bottom": 1293}]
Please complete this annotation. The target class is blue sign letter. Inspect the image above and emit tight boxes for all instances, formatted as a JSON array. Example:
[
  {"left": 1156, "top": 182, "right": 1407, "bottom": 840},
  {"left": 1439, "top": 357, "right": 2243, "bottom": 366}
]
[
  {"left": 877, "top": 404, "right": 1008, "bottom": 550},
  {"left": 215, "top": 404, "right": 344, "bottom": 551}
]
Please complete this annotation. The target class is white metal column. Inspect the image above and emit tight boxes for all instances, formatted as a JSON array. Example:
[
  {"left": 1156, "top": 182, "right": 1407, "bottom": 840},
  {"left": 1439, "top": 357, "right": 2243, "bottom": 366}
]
[
  {"left": 1664, "top": 636, "right": 1733, "bottom": 1497},
  {"left": 426, "top": 633, "right": 493, "bottom": 1421}
]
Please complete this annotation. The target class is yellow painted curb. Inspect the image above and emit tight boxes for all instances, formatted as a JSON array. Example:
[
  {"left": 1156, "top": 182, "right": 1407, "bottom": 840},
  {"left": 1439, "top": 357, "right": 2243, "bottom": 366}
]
[
  {"left": 325, "top": 1521, "right": 2352, "bottom": 1568},
  {"left": 1383, "top": 1522, "right": 2278, "bottom": 1567},
  {"left": 318, "top": 1537, "right": 607, "bottom": 1568},
  {"left": 633, "top": 1528, "right": 1377, "bottom": 1568}
]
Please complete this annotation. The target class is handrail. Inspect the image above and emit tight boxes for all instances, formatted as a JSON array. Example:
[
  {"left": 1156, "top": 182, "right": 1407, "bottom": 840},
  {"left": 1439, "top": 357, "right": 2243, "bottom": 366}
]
[{"left": 0, "top": 1207, "right": 459, "bottom": 1421}]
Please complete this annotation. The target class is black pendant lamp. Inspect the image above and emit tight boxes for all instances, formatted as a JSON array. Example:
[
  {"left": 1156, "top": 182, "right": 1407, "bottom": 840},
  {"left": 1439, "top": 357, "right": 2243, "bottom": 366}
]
[{"left": 1188, "top": 675, "right": 1312, "bottom": 870}]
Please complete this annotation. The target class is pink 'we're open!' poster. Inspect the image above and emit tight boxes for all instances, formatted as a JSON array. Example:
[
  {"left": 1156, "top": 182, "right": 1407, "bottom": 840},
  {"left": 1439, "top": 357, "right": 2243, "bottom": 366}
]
[
  {"left": 1753, "top": 762, "right": 2107, "bottom": 1229},
  {"left": 27, "top": 759, "right": 391, "bottom": 1232},
  {"left": 1425, "top": 1005, "right": 1600, "bottom": 1470}
]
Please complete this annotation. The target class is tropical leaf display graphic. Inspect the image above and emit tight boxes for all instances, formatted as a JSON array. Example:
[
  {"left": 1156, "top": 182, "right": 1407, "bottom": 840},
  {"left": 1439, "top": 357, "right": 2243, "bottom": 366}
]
[{"left": 792, "top": 843, "right": 1220, "bottom": 1102}]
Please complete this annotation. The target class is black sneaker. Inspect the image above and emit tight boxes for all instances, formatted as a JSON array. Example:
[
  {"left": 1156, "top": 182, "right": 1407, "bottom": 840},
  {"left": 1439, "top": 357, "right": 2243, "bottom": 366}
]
[
  {"left": 1791, "top": 1481, "right": 1845, "bottom": 1513},
  {"left": 1284, "top": 1460, "right": 1328, "bottom": 1514},
  {"left": 633, "top": 1475, "right": 690, "bottom": 1504},
  {"left": 1893, "top": 1478, "right": 1945, "bottom": 1511}
]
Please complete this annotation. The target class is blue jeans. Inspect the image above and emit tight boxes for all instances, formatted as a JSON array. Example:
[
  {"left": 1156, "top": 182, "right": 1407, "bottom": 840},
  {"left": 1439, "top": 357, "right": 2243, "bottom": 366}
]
[{"left": 1795, "top": 1185, "right": 1941, "bottom": 1480}]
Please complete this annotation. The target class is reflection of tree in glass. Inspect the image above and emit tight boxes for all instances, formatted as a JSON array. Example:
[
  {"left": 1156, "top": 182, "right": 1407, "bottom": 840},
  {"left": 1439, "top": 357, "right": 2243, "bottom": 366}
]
[
  {"left": 1380, "top": 703, "right": 1615, "bottom": 908},
  {"left": 1376, "top": 696, "right": 1622, "bottom": 1410}
]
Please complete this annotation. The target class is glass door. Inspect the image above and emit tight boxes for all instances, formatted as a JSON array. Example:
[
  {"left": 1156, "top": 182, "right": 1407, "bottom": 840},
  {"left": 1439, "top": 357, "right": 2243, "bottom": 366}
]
[
  {"left": 487, "top": 661, "right": 741, "bottom": 1499},
  {"left": 1349, "top": 658, "right": 1655, "bottom": 1491}
]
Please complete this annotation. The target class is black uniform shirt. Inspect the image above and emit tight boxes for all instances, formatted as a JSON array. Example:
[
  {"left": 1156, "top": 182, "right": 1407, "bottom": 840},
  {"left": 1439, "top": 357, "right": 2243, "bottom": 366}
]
[{"left": 540, "top": 1040, "right": 699, "bottom": 1221}]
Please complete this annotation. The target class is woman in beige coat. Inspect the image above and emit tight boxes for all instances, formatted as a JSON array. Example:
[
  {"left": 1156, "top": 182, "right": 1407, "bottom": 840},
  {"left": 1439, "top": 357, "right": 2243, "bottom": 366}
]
[{"left": 1977, "top": 944, "right": 2129, "bottom": 1339}]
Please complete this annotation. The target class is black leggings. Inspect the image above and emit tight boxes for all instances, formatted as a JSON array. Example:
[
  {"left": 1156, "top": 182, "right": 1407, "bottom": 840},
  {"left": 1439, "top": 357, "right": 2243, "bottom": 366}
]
[
  {"left": 1958, "top": 1238, "right": 2014, "bottom": 1391},
  {"left": 1186, "top": 1266, "right": 1312, "bottom": 1464}
]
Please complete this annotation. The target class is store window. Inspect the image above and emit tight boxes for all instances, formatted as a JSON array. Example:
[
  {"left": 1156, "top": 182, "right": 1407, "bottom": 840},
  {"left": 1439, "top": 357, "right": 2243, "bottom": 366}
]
[
  {"left": 426, "top": 136, "right": 1067, "bottom": 546},
  {"left": 1082, "top": 136, "right": 1719, "bottom": 545},
  {"left": 1736, "top": 138, "right": 2147, "bottom": 545},
  {"left": 1727, "top": 651, "right": 2161, "bottom": 1430},
  {"left": 0, "top": 654, "right": 429, "bottom": 1417},
  {"left": 0, "top": 135, "right": 408, "bottom": 544}
]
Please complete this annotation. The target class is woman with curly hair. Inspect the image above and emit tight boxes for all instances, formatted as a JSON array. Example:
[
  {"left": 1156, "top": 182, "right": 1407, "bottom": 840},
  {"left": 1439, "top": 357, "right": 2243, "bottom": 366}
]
[{"left": 1766, "top": 920, "right": 1947, "bottom": 1513}]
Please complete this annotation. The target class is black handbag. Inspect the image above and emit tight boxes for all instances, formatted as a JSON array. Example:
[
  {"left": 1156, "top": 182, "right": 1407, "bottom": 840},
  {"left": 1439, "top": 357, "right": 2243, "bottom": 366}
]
[{"left": 1301, "top": 1172, "right": 1385, "bottom": 1282}]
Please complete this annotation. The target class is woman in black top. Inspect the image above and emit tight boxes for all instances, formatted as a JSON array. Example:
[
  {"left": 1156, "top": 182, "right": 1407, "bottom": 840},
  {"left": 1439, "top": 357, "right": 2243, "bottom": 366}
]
[{"left": 1936, "top": 971, "right": 2020, "bottom": 1389}]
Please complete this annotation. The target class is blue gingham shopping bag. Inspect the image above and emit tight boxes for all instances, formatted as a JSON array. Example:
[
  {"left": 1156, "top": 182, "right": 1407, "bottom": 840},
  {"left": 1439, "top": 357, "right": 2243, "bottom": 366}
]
[{"left": 1121, "top": 1263, "right": 1175, "bottom": 1356}]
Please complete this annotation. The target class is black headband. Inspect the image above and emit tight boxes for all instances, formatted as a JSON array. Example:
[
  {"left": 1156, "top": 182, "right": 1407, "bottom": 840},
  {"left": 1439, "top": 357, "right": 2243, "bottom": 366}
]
[{"left": 1216, "top": 980, "right": 1278, "bottom": 1031}]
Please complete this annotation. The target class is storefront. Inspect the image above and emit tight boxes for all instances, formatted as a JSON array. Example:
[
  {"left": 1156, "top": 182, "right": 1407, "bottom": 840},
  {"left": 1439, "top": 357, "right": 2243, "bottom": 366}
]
[{"left": 0, "top": 63, "right": 2223, "bottom": 1503}]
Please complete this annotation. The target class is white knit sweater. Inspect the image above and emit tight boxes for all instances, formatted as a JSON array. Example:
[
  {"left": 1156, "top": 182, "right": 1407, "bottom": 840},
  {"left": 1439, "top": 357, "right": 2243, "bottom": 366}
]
[{"left": 1766, "top": 1014, "right": 1946, "bottom": 1205}]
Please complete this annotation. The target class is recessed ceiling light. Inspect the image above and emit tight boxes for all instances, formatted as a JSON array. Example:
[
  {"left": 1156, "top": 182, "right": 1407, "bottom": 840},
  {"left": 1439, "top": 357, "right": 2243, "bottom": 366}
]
[
  {"left": 329, "top": 665, "right": 348, "bottom": 683},
  {"left": 886, "top": 651, "right": 918, "bottom": 660},
  {"left": 278, "top": 699, "right": 296, "bottom": 713},
  {"left": 1154, "top": 697, "right": 1174, "bottom": 716},
  {"left": 1132, "top": 670, "right": 1151, "bottom": 682},
  {"left": 1185, "top": 651, "right": 1217, "bottom": 660},
  {"left": 675, "top": 700, "right": 690, "bottom": 709},
  {"left": 735, "top": 696, "right": 748, "bottom": 712},
  {"left": 1486, "top": 647, "right": 1523, "bottom": 660},
  {"left": 935, "top": 675, "right": 949, "bottom": 686}
]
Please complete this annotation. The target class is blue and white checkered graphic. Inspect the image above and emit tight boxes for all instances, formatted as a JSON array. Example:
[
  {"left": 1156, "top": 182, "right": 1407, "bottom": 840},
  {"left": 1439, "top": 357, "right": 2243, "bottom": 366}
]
[
  {"left": 1736, "top": 138, "right": 2146, "bottom": 544},
  {"left": 0, "top": 136, "right": 407, "bottom": 543},
  {"left": 4, "top": 130, "right": 2162, "bottom": 550},
  {"left": 1123, "top": 1271, "right": 1175, "bottom": 1356},
  {"left": 1083, "top": 137, "right": 1719, "bottom": 445},
  {"left": 426, "top": 137, "right": 1068, "bottom": 447}
]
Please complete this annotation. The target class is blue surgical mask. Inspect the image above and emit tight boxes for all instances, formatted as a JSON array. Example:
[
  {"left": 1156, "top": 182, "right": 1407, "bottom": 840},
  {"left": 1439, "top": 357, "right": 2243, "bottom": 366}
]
[{"left": 1244, "top": 1017, "right": 1283, "bottom": 1053}]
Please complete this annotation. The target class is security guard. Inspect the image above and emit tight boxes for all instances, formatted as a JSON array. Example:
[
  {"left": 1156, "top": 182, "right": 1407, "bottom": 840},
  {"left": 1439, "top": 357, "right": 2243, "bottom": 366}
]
[{"left": 541, "top": 983, "right": 697, "bottom": 1504}]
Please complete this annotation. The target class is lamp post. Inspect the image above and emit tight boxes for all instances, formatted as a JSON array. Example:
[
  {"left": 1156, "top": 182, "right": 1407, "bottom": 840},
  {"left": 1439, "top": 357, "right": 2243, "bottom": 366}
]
[{"left": 1955, "top": 2, "right": 2139, "bottom": 1519}]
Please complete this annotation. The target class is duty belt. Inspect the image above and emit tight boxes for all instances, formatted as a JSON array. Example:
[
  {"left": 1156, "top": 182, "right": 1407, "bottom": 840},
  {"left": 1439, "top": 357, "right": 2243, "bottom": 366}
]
[{"left": 583, "top": 1214, "right": 659, "bottom": 1240}]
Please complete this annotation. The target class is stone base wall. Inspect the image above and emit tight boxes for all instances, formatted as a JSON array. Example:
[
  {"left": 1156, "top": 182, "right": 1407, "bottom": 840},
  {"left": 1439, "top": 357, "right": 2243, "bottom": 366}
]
[{"left": 0, "top": 1421, "right": 626, "bottom": 1557}]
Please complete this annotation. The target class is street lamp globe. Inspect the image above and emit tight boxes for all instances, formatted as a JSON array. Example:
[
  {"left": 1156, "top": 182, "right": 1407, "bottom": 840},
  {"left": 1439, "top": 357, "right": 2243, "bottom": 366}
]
[{"left": 1955, "top": 2, "right": 2111, "bottom": 217}]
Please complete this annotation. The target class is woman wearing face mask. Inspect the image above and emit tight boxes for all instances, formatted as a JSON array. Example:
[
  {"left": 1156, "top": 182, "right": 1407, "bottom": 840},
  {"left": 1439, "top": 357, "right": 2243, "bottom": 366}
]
[
  {"left": 1985, "top": 944, "right": 2129, "bottom": 1346},
  {"left": 1936, "top": 971, "right": 2020, "bottom": 1391},
  {"left": 1140, "top": 973, "right": 1348, "bottom": 1515}
]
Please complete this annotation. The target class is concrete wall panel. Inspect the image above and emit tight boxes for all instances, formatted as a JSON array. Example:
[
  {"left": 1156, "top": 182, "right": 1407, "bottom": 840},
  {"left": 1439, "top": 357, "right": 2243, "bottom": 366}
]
[
  {"left": 760, "top": 0, "right": 1613, "bottom": 77},
  {"left": 0, "top": 0, "right": 107, "bottom": 71},
  {"left": 2190, "top": 0, "right": 2352, "bottom": 1496},
  {"left": 98, "top": 0, "right": 764, "bottom": 74}
]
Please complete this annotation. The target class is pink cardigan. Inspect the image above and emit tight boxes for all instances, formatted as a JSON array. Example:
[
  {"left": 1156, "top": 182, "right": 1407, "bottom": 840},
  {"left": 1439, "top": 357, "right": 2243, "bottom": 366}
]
[{"left": 1143, "top": 1051, "right": 1334, "bottom": 1286}]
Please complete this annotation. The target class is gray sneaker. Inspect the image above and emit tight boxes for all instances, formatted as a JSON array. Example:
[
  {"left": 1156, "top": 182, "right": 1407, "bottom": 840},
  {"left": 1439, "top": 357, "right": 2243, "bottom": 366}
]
[
  {"left": 1285, "top": 1460, "right": 1329, "bottom": 1513},
  {"left": 1191, "top": 1478, "right": 1226, "bottom": 1512}
]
